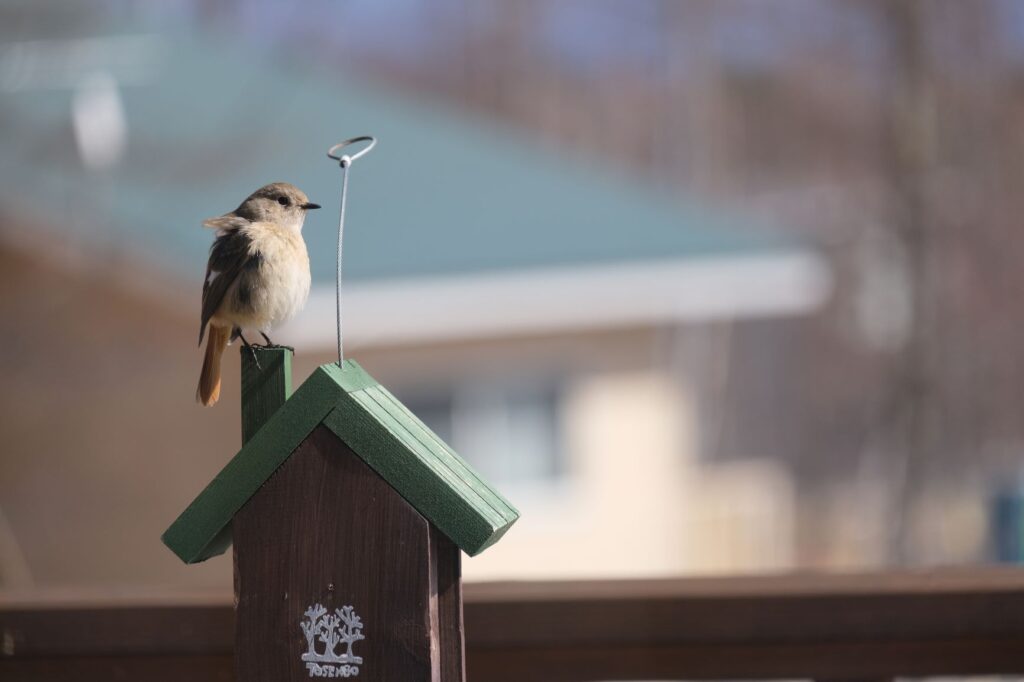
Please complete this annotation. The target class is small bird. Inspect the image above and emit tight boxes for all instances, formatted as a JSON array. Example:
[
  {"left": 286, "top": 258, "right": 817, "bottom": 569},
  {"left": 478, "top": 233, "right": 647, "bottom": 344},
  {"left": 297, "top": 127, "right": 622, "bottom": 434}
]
[{"left": 196, "top": 182, "right": 320, "bottom": 406}]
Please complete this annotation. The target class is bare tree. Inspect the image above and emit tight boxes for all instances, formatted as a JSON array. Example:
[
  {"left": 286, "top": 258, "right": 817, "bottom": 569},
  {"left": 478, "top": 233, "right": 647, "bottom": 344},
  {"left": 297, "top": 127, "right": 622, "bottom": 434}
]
[{"left": 873, "top": 0, "right": 939, "bottom": 564}]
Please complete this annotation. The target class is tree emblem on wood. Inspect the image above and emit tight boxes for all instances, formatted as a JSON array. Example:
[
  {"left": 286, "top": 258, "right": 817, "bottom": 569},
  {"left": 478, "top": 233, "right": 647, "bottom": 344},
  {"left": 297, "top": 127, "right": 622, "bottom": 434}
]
[{"left": 300, "top": 603, "right": 365, "bottom": 678}]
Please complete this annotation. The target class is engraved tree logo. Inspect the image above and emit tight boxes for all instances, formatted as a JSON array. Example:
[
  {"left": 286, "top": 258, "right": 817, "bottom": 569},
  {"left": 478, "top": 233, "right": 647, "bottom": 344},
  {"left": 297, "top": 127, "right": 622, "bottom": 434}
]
[
  {"left": 300, "top": 603, "right": 365, "bottom": 665},
  {"left": 301, "top": 604, "right": 328, "bottom": 658},
  {"left": 336, "top": 605, "right": 365, "bottom": 662}
]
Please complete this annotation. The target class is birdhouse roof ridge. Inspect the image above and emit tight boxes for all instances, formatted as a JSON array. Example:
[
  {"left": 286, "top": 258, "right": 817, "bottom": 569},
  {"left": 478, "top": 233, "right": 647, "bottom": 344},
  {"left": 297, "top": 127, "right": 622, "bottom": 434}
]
[{"left": 162, "top": 359, "right": 519, "bottom": 564}]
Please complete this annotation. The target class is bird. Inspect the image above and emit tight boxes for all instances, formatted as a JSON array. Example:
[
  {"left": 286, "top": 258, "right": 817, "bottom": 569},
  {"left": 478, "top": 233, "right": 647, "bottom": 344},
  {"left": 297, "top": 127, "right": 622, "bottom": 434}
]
[{"left": 196, "top": 182, "right": 320, "bottom": 406}]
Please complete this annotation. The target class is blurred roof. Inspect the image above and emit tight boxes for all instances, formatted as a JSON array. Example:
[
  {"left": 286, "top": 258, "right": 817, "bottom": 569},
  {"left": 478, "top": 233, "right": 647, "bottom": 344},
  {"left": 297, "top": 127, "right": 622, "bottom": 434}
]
[{"left": 0, "top": 29, "right": 830, "bottom": 346}]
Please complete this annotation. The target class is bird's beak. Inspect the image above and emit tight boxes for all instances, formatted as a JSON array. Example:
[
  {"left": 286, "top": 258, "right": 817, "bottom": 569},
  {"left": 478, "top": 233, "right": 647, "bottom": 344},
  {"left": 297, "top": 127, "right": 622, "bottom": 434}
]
[{"left": 302, "top": 202, "right": 321, "bottom": 210}]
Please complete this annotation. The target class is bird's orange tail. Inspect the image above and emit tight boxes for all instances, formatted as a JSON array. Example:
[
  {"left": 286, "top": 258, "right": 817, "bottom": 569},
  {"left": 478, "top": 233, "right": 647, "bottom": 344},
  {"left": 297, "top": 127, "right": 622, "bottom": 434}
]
[{"left": 197, "top": 324, "right": 230, "bottom": 406}]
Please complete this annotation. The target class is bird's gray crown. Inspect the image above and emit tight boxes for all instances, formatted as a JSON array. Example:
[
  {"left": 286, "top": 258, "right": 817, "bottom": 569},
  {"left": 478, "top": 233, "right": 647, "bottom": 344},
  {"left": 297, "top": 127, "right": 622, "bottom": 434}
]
[{"left": 230, "top": 182, "right": 319, "bottom": 228}]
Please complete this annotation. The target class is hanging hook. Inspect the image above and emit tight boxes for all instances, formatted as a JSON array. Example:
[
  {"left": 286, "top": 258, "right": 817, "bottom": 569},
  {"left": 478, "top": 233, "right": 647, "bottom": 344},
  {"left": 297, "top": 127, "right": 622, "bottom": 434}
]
[{"left": 326, "top": 136, "right": 377, "bottom": 369}]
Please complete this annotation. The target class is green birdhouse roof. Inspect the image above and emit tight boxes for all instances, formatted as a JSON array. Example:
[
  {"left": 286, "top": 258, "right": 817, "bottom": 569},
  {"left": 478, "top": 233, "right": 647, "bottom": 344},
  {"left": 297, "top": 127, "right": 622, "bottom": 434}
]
[{"left": 162, "top": 360, "right": 519, "bottom": 563}]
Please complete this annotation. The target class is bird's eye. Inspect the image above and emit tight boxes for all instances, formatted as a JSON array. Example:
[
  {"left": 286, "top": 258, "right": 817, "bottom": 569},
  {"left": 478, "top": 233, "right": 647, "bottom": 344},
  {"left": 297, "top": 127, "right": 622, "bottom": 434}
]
[{"left": 277, "top": 196, "right": 290, "bottom": 206}]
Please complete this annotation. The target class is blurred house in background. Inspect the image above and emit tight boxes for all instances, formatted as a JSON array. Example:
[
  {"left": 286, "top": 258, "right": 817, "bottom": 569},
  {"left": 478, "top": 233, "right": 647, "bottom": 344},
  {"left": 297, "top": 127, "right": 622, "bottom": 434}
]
[
  {"left": 4, "top": 0, "right": 1024, "bottom": 590},
  {"left": 0, "top": 15, "right": 828, "bottom": 587}
]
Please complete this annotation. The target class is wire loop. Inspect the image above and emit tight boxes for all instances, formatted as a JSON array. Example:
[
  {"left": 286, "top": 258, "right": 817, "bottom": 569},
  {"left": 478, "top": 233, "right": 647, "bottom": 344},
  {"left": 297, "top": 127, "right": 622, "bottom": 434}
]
[
  {"left": 326, "top": 136, "right": 377, "bottom": 368},
  {"left": 327, "top": 136, "right": 376, "bottom": 166}
]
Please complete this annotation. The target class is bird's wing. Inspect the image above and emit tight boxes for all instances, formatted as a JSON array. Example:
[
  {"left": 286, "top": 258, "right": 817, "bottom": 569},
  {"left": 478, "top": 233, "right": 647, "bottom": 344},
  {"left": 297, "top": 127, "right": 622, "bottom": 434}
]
[
  {"left": 198, "top": 224, "right": 260, "bottom": 345},
  {"left": 202, "top": 214, "right": 250, "bottom": 231}
]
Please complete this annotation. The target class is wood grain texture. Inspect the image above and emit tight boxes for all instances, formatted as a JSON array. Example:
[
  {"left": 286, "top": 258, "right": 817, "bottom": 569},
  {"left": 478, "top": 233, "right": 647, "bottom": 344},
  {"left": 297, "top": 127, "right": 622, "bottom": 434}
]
[
  {"left": 432, "top": 528, "right": 466, "bottom": 682},
  {"left": 240, "top": 346, "right": 292, "bottom": 444},
  {"left": 163, "top": 360, "right": 518, "bottom": 563},
  {"left": 0, "top": 655, "right": 233, "bottom": 682},
  {"left": 463, "top": 577, "right": 1024, "bottom": 647},
  {"left": 5, "top": 568, "right": 1024, "bottom": 679},
  {"left": 322, "top": 379, "right": 518, "bottom": 555},
  {"left": 463, "top": 639, "right": 1024, "bottom": 680},
  {"left": 0, "top": 602, "right": 233, "bottom": 657},
  {"left": 319, "top": 362, "right": 518, "bottom": 554},
  {"left": 233, "top": 425, "right": 436, "bottom": 681},
  {"left": 5, "top": 641, "right": 1024, "bottom": 682}
]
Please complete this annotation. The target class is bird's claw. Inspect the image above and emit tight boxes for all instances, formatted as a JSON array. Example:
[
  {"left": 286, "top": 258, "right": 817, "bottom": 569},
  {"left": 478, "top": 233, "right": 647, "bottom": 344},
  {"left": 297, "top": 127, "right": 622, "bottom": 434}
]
[
  {"left": 260, "top": 343, "right": 295, "bottom": 353},
  {"left": 246, "top": 344, "right": 263, "bottom": 371}
]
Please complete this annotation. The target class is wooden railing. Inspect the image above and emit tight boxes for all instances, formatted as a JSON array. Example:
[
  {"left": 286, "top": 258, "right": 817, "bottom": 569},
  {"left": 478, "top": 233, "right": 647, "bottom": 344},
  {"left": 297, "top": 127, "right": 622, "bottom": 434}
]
[{"left": 3, "top": 567, "right": 1024, "bottom": 681}]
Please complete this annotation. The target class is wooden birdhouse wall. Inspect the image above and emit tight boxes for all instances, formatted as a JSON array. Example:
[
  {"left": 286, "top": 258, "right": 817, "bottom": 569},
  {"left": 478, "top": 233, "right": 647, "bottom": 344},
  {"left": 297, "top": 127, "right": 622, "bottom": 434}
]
[{"left": 233, "top": 425, "right": 465, "bottom": 680}]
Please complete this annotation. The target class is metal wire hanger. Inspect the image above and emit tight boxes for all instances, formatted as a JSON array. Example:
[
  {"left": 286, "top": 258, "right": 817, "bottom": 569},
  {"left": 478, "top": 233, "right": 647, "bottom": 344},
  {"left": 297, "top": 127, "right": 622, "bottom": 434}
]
[{"left": 327, "top": 136, "right": 377, "bottom": 369}]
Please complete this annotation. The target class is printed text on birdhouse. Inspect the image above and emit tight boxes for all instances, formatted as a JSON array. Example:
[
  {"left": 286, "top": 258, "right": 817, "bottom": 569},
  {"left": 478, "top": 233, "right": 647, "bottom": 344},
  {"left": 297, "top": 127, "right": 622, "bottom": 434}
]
[{"left": 300, "top": 603, "right": 365, "bottom": 678}]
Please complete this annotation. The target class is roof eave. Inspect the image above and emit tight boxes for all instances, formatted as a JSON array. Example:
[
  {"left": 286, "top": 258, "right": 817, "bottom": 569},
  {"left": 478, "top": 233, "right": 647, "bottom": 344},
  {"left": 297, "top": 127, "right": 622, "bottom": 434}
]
[{"left": 280, "top": 248, "right": 832, "bottom": 349}]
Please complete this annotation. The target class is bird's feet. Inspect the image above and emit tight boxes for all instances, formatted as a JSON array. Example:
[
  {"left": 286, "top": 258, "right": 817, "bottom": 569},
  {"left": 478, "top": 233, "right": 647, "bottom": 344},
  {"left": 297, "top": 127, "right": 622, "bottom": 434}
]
[
  {"left": 237, "top": 332, "right": 263, "bottom": 370},
  {"left": 263, "top": 344, "right": 295, "bottom": 352},
  {"left": 258, "top": 332, "right": 294, "bottom": 353}
]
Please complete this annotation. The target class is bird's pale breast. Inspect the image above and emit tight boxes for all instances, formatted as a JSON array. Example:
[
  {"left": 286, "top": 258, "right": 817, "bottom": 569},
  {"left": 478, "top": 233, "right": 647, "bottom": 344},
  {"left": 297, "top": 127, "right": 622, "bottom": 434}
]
[{"left": 218, "top": 222, "right": 310, "bottom": 332}]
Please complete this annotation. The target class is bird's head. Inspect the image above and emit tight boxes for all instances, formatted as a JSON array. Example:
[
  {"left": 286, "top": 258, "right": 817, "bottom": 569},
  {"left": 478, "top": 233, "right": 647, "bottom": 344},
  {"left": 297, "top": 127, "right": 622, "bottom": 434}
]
[{"left": 235, "top": 182, "right": 320, "bottom": 231}]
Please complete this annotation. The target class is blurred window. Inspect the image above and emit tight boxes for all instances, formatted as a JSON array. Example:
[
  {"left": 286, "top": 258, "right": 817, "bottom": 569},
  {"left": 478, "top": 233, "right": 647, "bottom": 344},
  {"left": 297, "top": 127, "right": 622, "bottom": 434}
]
[{"left": 400, "top": 379, "right": 564, "bottom": 486}]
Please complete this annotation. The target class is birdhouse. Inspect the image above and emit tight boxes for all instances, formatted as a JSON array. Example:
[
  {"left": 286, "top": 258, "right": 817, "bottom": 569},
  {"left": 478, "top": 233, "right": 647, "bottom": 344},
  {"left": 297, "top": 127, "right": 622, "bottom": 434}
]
[{"left": 163, "top": 347, "right": 519, "bottom": 681}]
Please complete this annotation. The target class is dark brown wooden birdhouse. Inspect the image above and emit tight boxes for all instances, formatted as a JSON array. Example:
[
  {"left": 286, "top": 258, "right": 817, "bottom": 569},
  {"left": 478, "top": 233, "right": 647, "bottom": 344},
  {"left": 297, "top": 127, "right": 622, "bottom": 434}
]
[{"left": 163, "top": 348, "right": 519, "bottom": 681}]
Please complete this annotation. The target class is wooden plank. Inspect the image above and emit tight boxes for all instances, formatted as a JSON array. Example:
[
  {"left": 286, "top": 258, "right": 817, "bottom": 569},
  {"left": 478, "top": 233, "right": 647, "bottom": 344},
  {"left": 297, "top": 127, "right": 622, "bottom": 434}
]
[
  {"left": 7, "top": 566, "right": 1024, "bottom": 610},
  {"left": 233, "top": 425, "right": 436, "bottom": 681},
  {"left": 465, "top": 567, "right": 1024, "bottom": 599},
  {"left": 432, "top": 528, "right": 466, "bottom": 682},
  {"left": 372, "top": 383, "right": 517, "bottom": 514},
  {"left": 0, "top": 603, "right": 233, "bottom": 657},
  {"left": 356, "top": 386, "right": 508, "bottom": 525},
  {"left": 318, "top": 359, "right": 378, "bottom": 392},
  {"left": 0, "top": 655, "right": 233, "bottom": 682},
  {"left": 6, "top": 569, "right": 1024, "bottom": 652},
  {"left": 464, "top": 638, "right": 1024, "bottom": 680},
  {"left": 428, "top": 531, "right": 442, "bottom": 682},
  {"left": 3, "top": 640, "right": 1023, "bottom": 682},
  {"left": 463, "top": 576, "right": 1024, "bottom": 647},
  {"left": 240, "top": 346, "right": 292, "bottom": 444},
  {"left": 324, "top": 394, "right": 516, "bottom": 556},
  {"left": 6, "top": 569, "right": 1024, "bottom": 678}
]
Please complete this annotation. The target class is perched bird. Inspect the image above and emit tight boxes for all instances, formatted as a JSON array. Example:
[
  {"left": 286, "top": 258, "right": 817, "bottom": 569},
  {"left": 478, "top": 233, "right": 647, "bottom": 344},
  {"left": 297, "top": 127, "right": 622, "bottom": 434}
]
[{"left": 196, "top": 182, "right": 320, "bottom": 406}]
